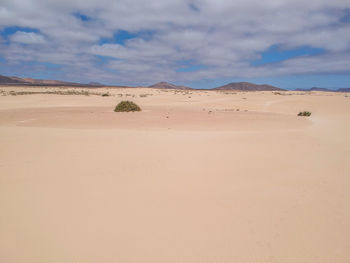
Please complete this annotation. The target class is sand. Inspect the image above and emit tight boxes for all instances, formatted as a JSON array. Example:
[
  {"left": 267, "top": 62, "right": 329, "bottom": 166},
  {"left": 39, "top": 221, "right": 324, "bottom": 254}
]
[{"left": 0, "top": 86, "right": 349, "bottom": 262}]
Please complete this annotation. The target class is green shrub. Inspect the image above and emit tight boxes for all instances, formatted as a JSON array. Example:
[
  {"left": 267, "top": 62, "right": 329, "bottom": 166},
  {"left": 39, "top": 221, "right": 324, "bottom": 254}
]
[
  {"left": 298, "top": 111, "right": 311, "bottom": 117},
  {"left": 102, "top": 92, "right": 110, "bottom": 97},
  {"left": 114, "top": 101, "right": 141, "bottom": 112},
  {"left": 139, "top": 94, "right": 152, "bottom": 98}
]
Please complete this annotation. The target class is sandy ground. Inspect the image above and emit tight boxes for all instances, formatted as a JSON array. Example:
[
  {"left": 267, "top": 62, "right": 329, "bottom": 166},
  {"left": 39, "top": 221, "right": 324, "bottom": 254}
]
[{"left": 0, "top": 86, "right": 349, "bottom": 263}]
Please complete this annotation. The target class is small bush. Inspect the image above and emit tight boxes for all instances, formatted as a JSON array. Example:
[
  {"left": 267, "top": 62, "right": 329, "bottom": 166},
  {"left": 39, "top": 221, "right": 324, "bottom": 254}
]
[
  {"left": 114, "top": 101, "right": 141, "bottom": 112},
  {"left": 139, "top": 94, "right": 152, "bottom": 98},
  {"left": 102, "top": 92, "right": 110, "bottom": 97},
  {"left": 298, "top": 111, "right": 311, "bottom": 117}
]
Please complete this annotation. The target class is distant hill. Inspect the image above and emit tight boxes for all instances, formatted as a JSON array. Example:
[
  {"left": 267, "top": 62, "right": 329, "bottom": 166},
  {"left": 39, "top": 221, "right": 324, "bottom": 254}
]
[
  {"left": 88, "top": 82, "right": 104, "bottom": 86},
  {"left": 295, "top": 87, "right": 350, "bottom": 92},
  {"left": 0, "top": 75, "right": 24, "bottom": 84},
  {"left": 148, "top": 82, "right": 192, "bottom": 90},
  {"left": 295, "top": 87, "right": 330, "bottom": 92},
  {"left": 0, "top": 74, "right": 103, "bottom": 87},
  {"left": 336, "top": 88, "right": 350, "bottom": 92},
  {"left": 213, "top": 82, "right": 284, "bottom": 91}
]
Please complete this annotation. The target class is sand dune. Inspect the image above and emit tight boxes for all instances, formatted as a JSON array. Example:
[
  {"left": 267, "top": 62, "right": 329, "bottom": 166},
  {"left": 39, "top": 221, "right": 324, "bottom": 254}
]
[{"left": 1, "top": 86, "right": 350, "bottom": 262}]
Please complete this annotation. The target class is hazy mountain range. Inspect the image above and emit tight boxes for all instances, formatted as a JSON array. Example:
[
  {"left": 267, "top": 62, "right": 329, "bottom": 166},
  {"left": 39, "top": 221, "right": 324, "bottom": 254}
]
[
  {"left": 1, "top": 74, "right": 349, "bottom": 92},
  {"left": 295, "top": 87, "right": 350, "bottom": 92}
]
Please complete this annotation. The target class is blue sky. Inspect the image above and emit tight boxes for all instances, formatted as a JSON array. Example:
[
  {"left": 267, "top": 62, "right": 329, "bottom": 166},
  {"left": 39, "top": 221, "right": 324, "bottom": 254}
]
[
  {"left": 251, "top": 45, "right": 325, "bottom": 66},
  {"left": 1, "top": 0, "right": 350, "bottom": 89}
]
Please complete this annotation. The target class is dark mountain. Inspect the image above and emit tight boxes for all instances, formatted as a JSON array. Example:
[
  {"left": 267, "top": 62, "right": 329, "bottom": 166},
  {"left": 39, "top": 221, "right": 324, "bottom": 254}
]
[
  {"left": 213, "top": 82, "right": 284, "bottom": 91},
  {"left": 295, "top": 87, "right": 331, "bottom": 92},
  {"left": 310, "top": 87, "right": 331, "bottom": 91},
  {"left": 0, "top": 75, "right": 24, "bottom": 84},
  {"left": 148, "top": 82, "right": 192, "bottom": 90}
]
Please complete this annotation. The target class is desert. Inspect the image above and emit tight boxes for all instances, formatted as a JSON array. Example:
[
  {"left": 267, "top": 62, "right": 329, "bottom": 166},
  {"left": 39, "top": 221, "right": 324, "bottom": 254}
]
[{"left": 1, "top": 85, "right": 350, "bottom": 262}]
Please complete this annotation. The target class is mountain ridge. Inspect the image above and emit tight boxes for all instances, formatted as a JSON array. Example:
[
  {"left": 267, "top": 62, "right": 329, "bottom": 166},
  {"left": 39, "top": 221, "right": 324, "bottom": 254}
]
[
  {"left": 148, "top": 82, "right": 192, "bottom": 90},
  {"left": 295, "top": 87, "right": 350, "bottom": 92},
  {"left": 0, "top": 75, "right": 103, "bottom": 87},
  {"left": 2, "top": 74, "right": 349, "bottom": 92},
  {"left": 213, "top": 82, "right": 285, "bottom": 91}
]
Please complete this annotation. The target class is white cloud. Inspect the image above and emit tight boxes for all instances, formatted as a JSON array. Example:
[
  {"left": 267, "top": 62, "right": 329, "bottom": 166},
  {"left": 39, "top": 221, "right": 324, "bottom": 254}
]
[
  {"left": 0, "top": 0, "right": 350, "bottom": 84},
  {"left": 10, "top": 31, "right": 46, "bottom": 44}
]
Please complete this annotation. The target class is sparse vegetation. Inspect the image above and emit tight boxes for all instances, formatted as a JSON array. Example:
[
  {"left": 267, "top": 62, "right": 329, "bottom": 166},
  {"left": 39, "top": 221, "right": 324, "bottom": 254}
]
[
  {"left": 273, "top": 91, "right": 293, "bottom": 96},
  {"left": 139, "top": 94, "right": 153, "bottom": 98},
  {"left": 0, "top": 89, "right": 107, "bottom": 96},
  {"left": 298, "top": 111, "right": 312, "bottom": 117},
  {"left": 114, "top": 101, "right": 141, "bottom": 112},
  {"left": 101, "top": 92, "right": 110, "bottom": 96}
]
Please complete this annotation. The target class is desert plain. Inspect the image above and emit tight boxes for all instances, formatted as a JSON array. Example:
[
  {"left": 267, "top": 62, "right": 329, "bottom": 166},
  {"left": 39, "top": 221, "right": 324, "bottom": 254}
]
[{"left": 0, "top": 86, "right": 350, "bottom": 263}]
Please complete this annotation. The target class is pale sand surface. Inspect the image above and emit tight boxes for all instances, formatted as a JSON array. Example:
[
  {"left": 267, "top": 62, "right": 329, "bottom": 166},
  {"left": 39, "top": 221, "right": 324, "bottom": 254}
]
[{"left": 0, "top": 87, "right": 349, "bottom": 262}]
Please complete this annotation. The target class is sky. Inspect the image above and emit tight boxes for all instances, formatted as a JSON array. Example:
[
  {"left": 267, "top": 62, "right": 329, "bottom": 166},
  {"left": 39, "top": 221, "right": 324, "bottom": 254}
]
[{"left": 0, "top": 0, "right": 350, "bottom": 89}]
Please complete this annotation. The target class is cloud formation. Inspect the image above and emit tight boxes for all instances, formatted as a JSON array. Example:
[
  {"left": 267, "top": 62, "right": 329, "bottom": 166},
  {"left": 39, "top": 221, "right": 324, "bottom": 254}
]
[
  {"left": 0, "top": 0, "right": 350, "bottom": 86},
  {"left": 10, "top": 31, "right": 46, "bottom": 44}
]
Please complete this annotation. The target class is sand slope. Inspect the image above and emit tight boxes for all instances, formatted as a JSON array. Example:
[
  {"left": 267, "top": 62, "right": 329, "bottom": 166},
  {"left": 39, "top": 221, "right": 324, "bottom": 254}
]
[{"left": 1, "top": 87, "right": 350, "bottom": 262}]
